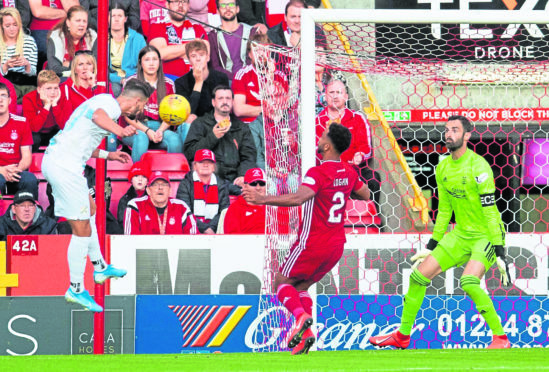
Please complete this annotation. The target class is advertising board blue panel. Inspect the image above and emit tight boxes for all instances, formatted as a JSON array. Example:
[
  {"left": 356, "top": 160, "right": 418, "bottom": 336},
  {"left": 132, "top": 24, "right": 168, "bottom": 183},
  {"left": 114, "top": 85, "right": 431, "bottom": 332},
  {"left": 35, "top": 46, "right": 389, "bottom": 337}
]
[{"left": 135, "top": 294, "right": 549, "bottom": 353}]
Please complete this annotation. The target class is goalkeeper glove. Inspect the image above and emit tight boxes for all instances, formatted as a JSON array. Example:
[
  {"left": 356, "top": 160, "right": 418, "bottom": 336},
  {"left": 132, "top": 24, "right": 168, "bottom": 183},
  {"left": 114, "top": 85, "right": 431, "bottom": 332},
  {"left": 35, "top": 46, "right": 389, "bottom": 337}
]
[
  {"left": 495, "top": 245, "right": 511, "bottom": 287},
  {"left": 411, "top": 239, "right": 438, "bottom": 270}
]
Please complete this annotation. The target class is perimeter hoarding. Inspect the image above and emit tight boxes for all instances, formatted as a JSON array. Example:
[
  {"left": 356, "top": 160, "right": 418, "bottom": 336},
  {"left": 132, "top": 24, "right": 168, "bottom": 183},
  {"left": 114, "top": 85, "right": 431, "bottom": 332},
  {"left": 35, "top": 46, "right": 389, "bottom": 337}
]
[
  {"left": 134, "top": 294, "right": 549, "bottom": 353},
  {"left": 0, "top": 296, "right": 135, "bottom": 355}
]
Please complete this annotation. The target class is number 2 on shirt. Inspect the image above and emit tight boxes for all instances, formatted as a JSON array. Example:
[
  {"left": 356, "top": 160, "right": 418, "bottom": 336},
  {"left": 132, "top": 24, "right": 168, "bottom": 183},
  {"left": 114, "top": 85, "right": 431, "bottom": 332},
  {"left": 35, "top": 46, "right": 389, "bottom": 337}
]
[{"left": 328, "top": 191, "right": 345, "bottom": 223}]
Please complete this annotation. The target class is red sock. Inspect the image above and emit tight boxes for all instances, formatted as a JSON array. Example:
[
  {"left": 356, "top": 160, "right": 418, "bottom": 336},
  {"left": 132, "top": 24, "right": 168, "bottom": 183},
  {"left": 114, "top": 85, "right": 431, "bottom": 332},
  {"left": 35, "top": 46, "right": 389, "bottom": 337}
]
[
  {"left": 299, "top": 291, "right": 313, "bottom": 315},
  {"left": 277, "top": 284, "right": 305, "bottom": 318}
]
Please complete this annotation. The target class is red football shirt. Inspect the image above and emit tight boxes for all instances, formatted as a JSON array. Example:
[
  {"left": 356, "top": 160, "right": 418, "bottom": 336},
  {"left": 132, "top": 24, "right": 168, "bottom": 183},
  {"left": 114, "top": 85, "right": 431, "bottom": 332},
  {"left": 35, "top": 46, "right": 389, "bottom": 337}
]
[
  {"left": 149, "top": 21, "right": 208, "bottom": 77},
  {"left": 297, "top": 160, "right": 363, "bottom": 248},
  {"left": 0, "top": 114, "right": 32, "bottom": 166},
  {"left": 232, "top": 65, "right": 261, "bottom": 123}
]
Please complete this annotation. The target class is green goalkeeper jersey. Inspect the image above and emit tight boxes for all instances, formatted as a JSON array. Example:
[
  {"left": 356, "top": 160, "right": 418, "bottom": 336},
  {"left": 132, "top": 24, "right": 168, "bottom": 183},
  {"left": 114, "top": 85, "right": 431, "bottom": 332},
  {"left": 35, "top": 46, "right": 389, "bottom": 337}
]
[{"left": 433, "top": 148, "right": 505, "bottom": 246}]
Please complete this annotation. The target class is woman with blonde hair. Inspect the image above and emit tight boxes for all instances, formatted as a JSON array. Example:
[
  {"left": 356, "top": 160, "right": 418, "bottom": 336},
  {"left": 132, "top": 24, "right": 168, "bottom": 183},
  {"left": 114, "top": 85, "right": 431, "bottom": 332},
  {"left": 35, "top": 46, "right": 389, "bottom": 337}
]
[
  {"left": 47, "top": 5, "right": 97, "bottom": 78},
  {"left": 0, "top": 7, "right": 38, "bottom": 100},
  {"left": 60, "top": 50, "right": 97, "bottom": 115}
]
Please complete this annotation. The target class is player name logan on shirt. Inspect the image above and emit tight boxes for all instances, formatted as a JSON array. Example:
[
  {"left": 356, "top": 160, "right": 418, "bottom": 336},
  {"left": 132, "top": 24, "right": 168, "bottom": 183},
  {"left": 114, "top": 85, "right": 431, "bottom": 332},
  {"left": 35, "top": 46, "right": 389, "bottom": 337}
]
[{"left": 333, "top": 178, "right": 349, "bottom": 187}]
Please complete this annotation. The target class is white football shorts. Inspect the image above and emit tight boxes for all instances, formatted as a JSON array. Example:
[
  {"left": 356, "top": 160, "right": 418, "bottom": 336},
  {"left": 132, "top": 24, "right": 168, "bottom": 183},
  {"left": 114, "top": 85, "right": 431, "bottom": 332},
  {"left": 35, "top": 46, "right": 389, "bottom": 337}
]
[{"left": 42, "top": 154, "right": 90, "bottom": 220}]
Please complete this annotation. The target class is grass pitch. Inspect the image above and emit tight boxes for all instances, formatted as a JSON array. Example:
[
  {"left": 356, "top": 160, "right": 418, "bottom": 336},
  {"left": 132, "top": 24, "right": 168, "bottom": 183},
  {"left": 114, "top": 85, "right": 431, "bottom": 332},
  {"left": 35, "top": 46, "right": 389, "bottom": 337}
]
[{"left": 1, "top": 348, "right": 548, "bottom": 371}]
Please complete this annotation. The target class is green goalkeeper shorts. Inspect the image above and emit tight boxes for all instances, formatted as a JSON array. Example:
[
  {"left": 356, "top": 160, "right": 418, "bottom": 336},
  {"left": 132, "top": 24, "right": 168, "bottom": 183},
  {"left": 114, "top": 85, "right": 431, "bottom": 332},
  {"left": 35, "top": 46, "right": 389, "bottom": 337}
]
[{"left": 431, "top": 230, "right": 496, "bottom": 272}]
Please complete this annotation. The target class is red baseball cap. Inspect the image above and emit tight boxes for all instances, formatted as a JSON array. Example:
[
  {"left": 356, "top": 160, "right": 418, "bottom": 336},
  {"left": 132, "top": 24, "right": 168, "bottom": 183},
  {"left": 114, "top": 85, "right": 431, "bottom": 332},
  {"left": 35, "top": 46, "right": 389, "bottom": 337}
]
[
  {"left": 195, "top": 149, "right": 216, "bottom": 163},
  {"left": 128, "top": 161, "right": 150, "bottom": 181},
  {"left": 148, "top": 171, "right": 170, "bottom": 186},
  {"left": 244, "top": 168, "right": 266, "bottom": 184}
]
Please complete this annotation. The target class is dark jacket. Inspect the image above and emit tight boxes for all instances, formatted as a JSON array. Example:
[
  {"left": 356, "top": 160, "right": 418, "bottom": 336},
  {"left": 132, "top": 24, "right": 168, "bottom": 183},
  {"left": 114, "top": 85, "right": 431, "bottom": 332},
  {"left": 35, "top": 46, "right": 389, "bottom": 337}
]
[
  {"left": 81, "top": 0, "right": 142, "bottom": 32},
  {"left": 0, "top": 204, "right": 57, "bottom": 240},
  {"left": 176, "top": 171, "right": 230, "bottom": 233},
  {"left": 174, "top": 69, "right": 229, "bottom": 118},
  {"left": 267, "top": 22, "right": 327, "bottom": 47},
  {"left": 117, "top": 185, "right": 139, "bottom": 227},
  {"left": 183, "top": 112, "right": 257, "bottom": 183}
]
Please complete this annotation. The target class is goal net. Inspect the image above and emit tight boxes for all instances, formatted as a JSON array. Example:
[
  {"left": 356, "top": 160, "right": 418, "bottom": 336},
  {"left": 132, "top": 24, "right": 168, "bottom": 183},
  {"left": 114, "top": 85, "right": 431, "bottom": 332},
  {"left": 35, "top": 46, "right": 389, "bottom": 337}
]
[{"left": 251, "top": 9, "right": 549, "bottom": 352}]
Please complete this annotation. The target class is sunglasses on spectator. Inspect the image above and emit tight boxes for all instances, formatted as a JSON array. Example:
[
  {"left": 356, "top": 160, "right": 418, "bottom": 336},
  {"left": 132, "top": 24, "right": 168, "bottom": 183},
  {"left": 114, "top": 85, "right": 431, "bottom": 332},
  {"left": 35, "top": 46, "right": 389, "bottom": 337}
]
[
  {"left": 248, "top": 181, "right": 266, "bottom": 187},
  {"left": 168, "top": 0, "right": 189, "bottom": 4},
  {"left": 75, "top": 50, "right": 94, "bottom": 56},
  {"left": 219, "top": 2, "right": 236, "bottom": 8}
]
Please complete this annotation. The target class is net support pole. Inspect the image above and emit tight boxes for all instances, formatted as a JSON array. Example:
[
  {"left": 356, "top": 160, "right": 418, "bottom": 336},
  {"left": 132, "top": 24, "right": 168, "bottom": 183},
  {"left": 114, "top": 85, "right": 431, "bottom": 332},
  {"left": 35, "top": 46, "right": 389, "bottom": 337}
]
[
  {"left": 301, "top": 8, "right": 320, "bottom": 350},
  {"left": 93, "top": 0, "right": 109, "bottom": 356}
]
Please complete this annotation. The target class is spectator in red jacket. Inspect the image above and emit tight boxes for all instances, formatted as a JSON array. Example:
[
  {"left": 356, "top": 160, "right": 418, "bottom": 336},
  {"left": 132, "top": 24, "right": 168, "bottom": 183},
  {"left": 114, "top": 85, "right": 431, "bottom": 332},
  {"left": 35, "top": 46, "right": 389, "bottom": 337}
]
[
  {"left": 0, "top": 74, "right": 17, "bottom": 113},
  {"left": 23, "top": 69, "right": 71, "bottom": 151},
  {"left": 60, "top": 50, "right": 97, "bottom": 114},
  {"left": 124, "top": 171, "right": 198, "bottom": 235},
  {"left": 116, "top": 160, "right": 150, "bottom": 227},
  {"left": 224, "top": 167, "right": 266, "bottom": 234},
  {"left": 315, "top": 79, "right": 381, "bottom": 208},
  {"left": 0, "top": 81, "right": 37, "bottom": 198}
]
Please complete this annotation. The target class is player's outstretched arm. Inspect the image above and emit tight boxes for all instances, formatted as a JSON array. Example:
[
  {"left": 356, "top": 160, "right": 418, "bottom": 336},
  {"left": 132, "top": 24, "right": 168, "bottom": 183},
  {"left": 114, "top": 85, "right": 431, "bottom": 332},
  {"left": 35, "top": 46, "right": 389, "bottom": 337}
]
[
  {"left": 243, "top": 185, "right": 316, "bottom": 207},
  {"left": 351, "top": 184, "right": 370, "bottom": 201},
  {"left": 91, "top": 109, "right": 134, "bottom": 137}
]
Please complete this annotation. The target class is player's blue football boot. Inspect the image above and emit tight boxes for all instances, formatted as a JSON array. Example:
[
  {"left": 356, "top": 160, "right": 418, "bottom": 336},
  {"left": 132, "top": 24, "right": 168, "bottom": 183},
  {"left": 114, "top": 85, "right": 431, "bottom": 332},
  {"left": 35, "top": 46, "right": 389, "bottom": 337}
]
[
  {"left": 94, "top": 264, "right": 127, "bottom": 284},
  {"left": 65, "top": 288, "right": 103, "bottom": 312}
]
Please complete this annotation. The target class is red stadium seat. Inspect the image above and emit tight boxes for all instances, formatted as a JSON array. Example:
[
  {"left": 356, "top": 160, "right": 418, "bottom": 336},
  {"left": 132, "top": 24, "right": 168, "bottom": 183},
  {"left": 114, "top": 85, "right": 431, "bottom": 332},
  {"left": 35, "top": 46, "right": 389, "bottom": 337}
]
[
  {"left": 0, "top": 196, "right": 13, "bottom": 215},
  {"left": 140, "top": 151, "right": 190, "bottom": 180},
  {"left": 29, "top": 153, "right": 44, "bottom": 179}
]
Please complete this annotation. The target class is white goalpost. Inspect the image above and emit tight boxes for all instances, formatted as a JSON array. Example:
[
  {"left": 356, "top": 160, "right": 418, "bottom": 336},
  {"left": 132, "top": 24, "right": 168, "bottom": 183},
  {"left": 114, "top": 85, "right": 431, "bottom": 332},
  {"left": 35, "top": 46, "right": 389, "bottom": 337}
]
[{"left": 251, "top": 8, "right": 549, "bottom": 352}]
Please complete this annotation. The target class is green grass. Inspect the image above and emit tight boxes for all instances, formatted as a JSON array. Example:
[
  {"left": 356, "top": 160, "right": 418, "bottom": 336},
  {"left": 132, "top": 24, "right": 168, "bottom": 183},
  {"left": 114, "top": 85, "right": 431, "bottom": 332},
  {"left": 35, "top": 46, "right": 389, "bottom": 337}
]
[{"left": 1, "top": 348, "right": 548, "bottom": 371}]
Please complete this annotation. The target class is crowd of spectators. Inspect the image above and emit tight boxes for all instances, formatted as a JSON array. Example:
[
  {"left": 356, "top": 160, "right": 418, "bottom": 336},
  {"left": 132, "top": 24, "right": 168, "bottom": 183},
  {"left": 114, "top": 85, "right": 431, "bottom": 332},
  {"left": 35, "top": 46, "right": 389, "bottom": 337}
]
[{"left": 0, "top": 0, "right": 379, "bottom": 237}]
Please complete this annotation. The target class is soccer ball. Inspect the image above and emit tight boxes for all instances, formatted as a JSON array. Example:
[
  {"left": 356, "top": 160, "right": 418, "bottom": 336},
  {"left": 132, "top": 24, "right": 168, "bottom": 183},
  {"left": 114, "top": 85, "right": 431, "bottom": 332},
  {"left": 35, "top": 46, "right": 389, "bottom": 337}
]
[{"left": 158, "top": 94, "right": 191, "bottom": 126}]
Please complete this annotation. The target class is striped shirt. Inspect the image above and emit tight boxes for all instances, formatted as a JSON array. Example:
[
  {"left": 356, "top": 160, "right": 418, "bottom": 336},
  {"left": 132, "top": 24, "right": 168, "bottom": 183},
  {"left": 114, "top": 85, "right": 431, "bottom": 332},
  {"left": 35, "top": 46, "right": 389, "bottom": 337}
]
[{"left": 0, "top": 34, "right": 38, "bottom": 76}]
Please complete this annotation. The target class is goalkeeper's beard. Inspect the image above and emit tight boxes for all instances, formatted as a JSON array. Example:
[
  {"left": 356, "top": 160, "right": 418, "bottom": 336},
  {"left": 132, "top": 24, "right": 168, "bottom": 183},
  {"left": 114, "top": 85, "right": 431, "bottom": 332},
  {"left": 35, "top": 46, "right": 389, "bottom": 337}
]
[{"left": 446, "top": 134, "right": 465, "bottom": 152}]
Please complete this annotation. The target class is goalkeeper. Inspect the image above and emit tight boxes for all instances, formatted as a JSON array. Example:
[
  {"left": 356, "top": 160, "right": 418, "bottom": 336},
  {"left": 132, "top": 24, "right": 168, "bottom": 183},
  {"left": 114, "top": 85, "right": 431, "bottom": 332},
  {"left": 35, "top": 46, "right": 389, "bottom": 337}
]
[{"left": 369, "top": 115, "right": 511, "bottom": 349}]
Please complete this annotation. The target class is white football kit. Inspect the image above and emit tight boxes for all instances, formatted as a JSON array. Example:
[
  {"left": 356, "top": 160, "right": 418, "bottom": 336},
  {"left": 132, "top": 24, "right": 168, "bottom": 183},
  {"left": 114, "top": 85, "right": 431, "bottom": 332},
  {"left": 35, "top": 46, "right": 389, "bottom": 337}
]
[{"left": 42, "top": 94, "right": 122, "bottom": 220}]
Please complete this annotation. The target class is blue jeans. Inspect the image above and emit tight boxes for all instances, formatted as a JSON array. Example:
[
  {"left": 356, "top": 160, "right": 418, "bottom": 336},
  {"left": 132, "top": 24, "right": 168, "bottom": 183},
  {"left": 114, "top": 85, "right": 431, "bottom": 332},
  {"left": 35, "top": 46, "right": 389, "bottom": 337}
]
[
  {"left": 129, "top": 121, "right": 183, "bottom": 163},
  {"left": 0, "top": 171, "right": 38, "bottom": 199}
]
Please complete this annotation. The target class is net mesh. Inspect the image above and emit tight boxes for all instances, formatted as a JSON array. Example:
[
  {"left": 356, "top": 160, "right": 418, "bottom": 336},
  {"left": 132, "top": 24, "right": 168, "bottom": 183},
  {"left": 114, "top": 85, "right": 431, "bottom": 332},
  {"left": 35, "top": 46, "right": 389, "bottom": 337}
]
[{"left": 252, "top": 17, "right": 549, "bottom": 351}]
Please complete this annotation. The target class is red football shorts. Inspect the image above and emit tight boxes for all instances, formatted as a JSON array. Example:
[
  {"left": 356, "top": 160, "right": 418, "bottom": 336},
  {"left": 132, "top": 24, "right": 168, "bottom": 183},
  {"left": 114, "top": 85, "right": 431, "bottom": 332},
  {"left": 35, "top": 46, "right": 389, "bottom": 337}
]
[{"left": 280, "top": 242, "right": 344, "bottom": 283}]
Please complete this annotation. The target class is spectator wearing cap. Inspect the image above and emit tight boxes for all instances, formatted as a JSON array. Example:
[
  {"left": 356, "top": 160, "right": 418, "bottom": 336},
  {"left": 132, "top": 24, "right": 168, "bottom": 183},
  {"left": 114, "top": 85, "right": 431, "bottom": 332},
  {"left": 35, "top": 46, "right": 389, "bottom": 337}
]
[
  {"left": 224, "top": 167, "right": 266, "bottom": 234},
  {"left": 0, "top": 81, "right": 38, "bottom": 199},
  {"left": 116, "top": 160, "right": 150, "bottom": 227},
  {"left": 176, "top": 149, "right": 230, "bottom": 234},
  {"left": 124, "top": 171, "right": 198, "bottom": 235},
  {"left": 0, "top": 190, "right": 57, "bottom": 240}
]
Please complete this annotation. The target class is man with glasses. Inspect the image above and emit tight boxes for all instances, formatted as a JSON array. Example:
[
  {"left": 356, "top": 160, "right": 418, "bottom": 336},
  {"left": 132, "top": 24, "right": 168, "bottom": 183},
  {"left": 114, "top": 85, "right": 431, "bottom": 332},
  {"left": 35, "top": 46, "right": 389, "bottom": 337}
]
[
  {"left": 0, "top": 190, "right": 58, "bottom": 240},
  {"left": 224, "top": 167, "right": 266, "bottom": 234},
  {"left": 149, "top": 0, "right": 209, "bottom": 80},
  {"left": 0, "top": 82, "right": 38, "bottom": 200},
  {"left": 124, "top": 171, "right": 198, "bottom": 235},
  {"left": 315, "top": 79, "right": 382, "bottom": 212},
  {"left": 208, "top": 0, "right": 259, "bottom": 82}
]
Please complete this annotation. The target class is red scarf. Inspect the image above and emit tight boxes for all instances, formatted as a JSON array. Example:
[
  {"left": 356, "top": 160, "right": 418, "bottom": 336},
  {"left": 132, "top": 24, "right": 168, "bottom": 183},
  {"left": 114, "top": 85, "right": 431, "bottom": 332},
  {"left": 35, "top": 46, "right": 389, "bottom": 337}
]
[{"left": 192, "top": 171, "right": 219, "bottom": 223}]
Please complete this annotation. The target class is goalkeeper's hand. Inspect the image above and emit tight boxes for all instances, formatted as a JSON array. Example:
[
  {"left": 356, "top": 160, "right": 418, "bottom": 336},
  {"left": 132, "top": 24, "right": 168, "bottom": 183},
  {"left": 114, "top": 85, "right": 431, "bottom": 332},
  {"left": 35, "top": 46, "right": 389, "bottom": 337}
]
[
  {"left": 495, "top": 245, "right": 511, "bottom": 286},
  {"left": 411, "top": 239, "right": 438, "bottom": 270}
]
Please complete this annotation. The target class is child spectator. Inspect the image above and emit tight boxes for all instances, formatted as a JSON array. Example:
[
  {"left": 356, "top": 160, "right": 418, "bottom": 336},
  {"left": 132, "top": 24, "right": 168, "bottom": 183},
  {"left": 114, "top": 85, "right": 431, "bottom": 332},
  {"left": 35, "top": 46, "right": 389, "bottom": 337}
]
[
  {"left": 0, "top": 7, "right": 37, "bottom": 100},
  {"left": 124, "top": 171, "right": 199, "bottom": 235},
  {"left": 108, "top": 2, "right": 146, "bottom": 97},
  {"left": 148, "top": 0, "right": 209, "bottom": 80},
  {"left": 176, "top": 149, "right": 230, "bottom": 234},
  {"left": 0, "top": 190, "right": 57, "bottom": 240},
  {"left": 23, "top": 69, "right": 70, "bottom": 151},
  {"left": 47, "top": 5, "right": 97, "bottom": 78},
  {"left": 0, "top": 81, "right": 37, "bottom": 198},
  {"left": 116, "top": 160, "right": 150, "bottom": 227},
  {"left": 174, "top": 39, "right": 228, "bottom": 144}
]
